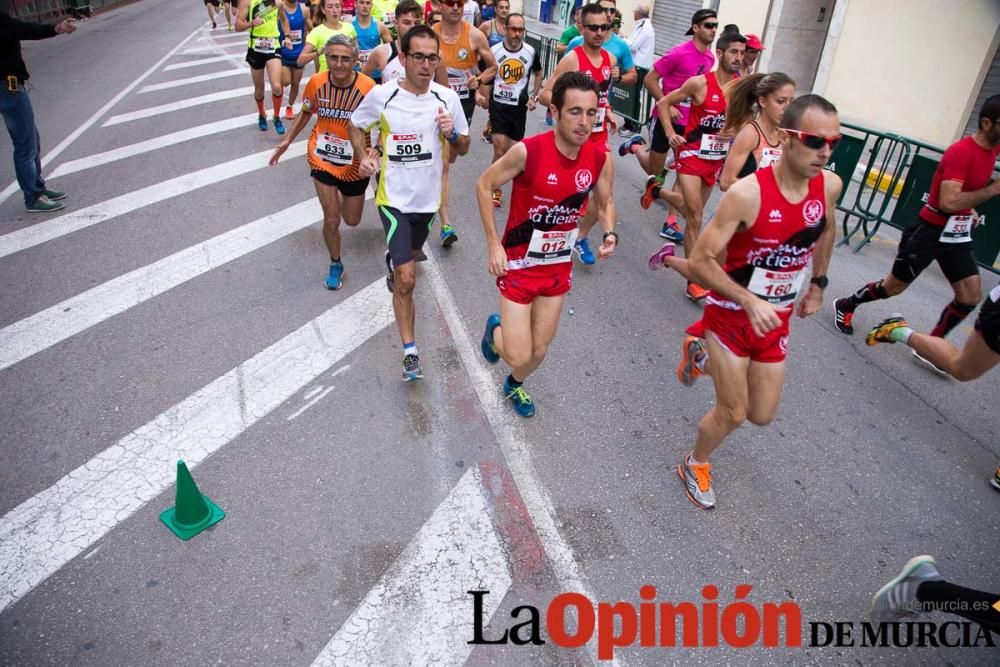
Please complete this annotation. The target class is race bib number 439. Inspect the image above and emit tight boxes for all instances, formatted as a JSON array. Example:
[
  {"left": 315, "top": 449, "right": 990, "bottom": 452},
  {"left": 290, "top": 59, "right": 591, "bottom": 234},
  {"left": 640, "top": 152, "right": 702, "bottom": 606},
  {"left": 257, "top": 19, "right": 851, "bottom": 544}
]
[{"left": 386, "top": 133, "right": 432, "bottom": 167}]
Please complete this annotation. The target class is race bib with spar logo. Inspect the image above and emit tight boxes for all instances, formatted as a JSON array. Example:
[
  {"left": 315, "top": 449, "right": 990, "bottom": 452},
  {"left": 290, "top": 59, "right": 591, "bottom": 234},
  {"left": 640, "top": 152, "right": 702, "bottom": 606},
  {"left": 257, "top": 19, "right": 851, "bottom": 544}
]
[
  {"left": 525, "top": 228, "right": 579, "bottom": 266},
  {"left": 252, "top": 36, "right": 278, "bottom": 53},
  {"left": 939, "top": 214, "right": 974, "bottom": 243},
  {"left": 386, "top": 133, "right": 432, "bottom": 167},
  {"left": 698, "top": 133, "right": 729, "bottom": 160},
  {"left": 448, "top": 75, "right": 470, "bottom": 100},
  {"left": 314, "top": 133, "right": 353, "bottom": 166},
  {"left": 748, "top": 267, "right": 805, "bottom": 304}
]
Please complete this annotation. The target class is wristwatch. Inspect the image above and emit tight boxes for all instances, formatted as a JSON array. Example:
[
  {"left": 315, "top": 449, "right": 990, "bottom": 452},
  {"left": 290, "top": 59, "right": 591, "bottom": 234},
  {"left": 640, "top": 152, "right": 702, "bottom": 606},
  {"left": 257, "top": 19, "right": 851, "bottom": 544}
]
[
  {"left": 810, "top": 275, "right": 829, "bottom": 289},
  {"left": 446, "top": 129, "right": 460, "bottom": 143}
]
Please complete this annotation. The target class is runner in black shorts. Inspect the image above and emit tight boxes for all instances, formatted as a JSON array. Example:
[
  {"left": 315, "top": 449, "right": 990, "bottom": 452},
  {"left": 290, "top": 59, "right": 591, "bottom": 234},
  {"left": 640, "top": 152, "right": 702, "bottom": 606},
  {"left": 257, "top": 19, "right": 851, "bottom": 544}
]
[
  {"left": 834, "top": 94, "right": 1000, "bottom": 377},
  {"left": 205, "top": 0, "right": 222, "bottom": 29}
]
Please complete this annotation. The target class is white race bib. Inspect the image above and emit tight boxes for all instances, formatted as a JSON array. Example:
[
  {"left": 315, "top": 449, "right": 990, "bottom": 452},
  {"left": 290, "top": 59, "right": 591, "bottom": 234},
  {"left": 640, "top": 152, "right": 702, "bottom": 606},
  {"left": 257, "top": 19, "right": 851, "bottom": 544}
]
[
  {"left": 448, "top": 75, "right": 470, "bottom": 100},
  {"left": 493, "top": 83, "right": 519, "bottom": 106},
  {"left": 252, "top": 36, "right": 277, "bottom": 53},
  {"left": 748, "top": 267, "right": 805, "bottom": 304},
  {"left": 525, "top": 228, "right": 579, "bottom": 266},
  {"left": 758, "top": 147, "right": 781, "bottom": 170},
  {"left": 287, "top": 29, "right": 303, "bottom": 44},
  {"left": 939, "top": 214, "right": 974, "bottom": 244},
  {"left": 358, "top": 48, "right": 372, "bottom": 66},
  {"left": 314, "top": 133, "right": 353, "bottom": 166},
  {"left": 386, "top": 133, "right": 432, "bottom": 167},
  {"left": 592, "top": 107, "right": 606, "bottom": 133},
  {"left": 698, "top": 133, "right": 729, "bottom": 160}
]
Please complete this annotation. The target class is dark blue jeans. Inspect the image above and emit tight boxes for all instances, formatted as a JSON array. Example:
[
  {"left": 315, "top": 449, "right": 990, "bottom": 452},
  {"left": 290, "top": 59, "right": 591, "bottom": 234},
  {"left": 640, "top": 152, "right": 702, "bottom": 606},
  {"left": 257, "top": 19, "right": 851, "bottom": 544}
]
[{"left": 1, "top": 85, "right": 46, "bottom": 206}]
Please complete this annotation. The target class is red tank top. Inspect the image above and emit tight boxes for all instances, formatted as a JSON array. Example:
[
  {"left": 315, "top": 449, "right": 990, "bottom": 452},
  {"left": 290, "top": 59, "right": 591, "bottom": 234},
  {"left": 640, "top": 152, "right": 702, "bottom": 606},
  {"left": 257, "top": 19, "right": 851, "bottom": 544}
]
[
  {"left": 679, "top": 71, "right": 728, "bottom": 161},
  {"left": 503, "top": 131, "right": 607, "bottom": 270},
  {"left": 572, "top": 45, "right": 612, "bottom": 145},
  {"left": 709, "top": 165, "right": 827, "bottom": 309}
]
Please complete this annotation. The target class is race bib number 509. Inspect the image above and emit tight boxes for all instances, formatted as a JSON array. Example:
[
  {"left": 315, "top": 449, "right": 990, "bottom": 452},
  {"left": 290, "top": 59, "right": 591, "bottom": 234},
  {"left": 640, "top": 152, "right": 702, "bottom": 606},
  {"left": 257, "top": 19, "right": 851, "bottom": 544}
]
[{"left": 386, "top": 133, "right": 432, "bottom": 167}]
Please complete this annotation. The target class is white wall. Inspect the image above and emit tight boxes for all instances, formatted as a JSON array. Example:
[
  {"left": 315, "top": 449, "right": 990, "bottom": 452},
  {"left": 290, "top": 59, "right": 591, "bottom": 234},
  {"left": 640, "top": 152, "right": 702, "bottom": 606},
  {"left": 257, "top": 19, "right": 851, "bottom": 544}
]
[{"left": 714, "top": 0, "right": 770, "bottom": 40}]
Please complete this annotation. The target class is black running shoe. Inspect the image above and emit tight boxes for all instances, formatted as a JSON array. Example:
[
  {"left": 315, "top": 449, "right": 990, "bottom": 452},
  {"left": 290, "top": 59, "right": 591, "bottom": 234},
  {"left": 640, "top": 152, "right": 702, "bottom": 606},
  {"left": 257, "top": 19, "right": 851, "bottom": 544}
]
[
  {"left": 834, "top": 298, "right": 855, "bottom": 334},
  {"left": 385, "top": 251, "right": 394, "bottom": 293}
]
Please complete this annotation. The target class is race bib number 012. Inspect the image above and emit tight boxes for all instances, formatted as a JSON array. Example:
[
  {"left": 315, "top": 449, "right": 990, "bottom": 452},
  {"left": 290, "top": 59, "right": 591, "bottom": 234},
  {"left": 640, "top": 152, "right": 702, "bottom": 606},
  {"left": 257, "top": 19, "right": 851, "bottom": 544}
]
[
  {"left": 748, "top": 268, "right": 805, "bottom": 304},
  {"left": 386, "top": 133, "right": 432, "bottom": 167},
  {"left": 526, "top": 228, "right": 578, "bottom": 266}
]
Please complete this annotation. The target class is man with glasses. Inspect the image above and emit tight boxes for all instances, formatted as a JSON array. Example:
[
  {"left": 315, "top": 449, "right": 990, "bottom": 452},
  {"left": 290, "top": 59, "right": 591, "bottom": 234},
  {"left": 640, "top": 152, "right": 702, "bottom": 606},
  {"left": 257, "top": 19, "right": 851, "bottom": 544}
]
[
  {"left": 363, "top": 0, "right": 423, "bottom": 83},
  {"left": 539, "top": 2, "right": 626, "bottom": 266},
  {"left": 675, "top": 95, "right": 842, "bottom": 510},
  {"left": 477, "top": 12, "right": 541, "bottom": 207},
  {"left": 350, "top": 25, "right": 471, "bottom": 381},
  {"left": 269, "top": 35, "right": 375, "bottom": 290},
  {"left": 621, "top": 8, "right": 718, "bottom": 243},
  {"left": 642, "top": 30, "right": 744, "bottom": 302},
  {"left": 834, "top": 95, "right": 1000, "bottom": 375},
  {"left": 563, "top": 0, "right": 637, "bottom": 94}
]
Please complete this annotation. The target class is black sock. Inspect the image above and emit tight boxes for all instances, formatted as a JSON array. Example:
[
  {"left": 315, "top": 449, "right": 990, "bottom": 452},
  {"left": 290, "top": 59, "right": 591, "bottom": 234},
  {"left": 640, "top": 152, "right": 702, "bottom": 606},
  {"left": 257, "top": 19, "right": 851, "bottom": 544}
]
[
  {"left": 845, "top": 279, "right": 889, "bottom": 309},
  {"left": 506, "top": 373, "right": 522, "bottom": 388},
  {"left": 651, "top": 183, "right": 662, "bottom": 199},
  {"left": 331, "top": 256, "right": 340, "bottom": 263},
  {"left": 930, "top": 300, "right": 976, "bottom": 338},
  {"left": 917, "top": 580, "right": 1000, "bottom": 633}
]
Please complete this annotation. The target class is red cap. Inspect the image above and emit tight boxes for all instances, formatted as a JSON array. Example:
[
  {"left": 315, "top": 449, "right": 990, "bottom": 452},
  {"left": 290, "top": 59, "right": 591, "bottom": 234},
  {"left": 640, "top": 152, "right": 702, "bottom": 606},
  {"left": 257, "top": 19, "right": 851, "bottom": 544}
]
[{"left": 745, "top": 34, "right": 764, "bottom": 51}]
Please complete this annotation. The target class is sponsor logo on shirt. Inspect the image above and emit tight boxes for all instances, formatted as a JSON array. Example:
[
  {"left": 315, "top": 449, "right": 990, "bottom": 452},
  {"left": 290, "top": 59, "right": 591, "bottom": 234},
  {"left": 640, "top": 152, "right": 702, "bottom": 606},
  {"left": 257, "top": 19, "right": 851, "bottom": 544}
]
[
  {"left": 802, "top": 200, "right": 825, "bottom": 227},
  {"left": 574, "top": 169, "right": 593, "bottom": 192},
  {"left": 547, "top": 173, "right": 559, "bottom": 184},
  {"left": 768, "top": 209, "right": 782, "bottom": 223}
]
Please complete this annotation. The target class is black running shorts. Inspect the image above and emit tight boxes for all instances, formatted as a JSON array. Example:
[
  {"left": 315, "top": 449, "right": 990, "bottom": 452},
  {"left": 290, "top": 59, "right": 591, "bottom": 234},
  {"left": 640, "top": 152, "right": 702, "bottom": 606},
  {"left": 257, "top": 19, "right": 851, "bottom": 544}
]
[
  {"left": 890, "top": 218, "right": 979, "bottom": 285},
  {"left": 460, "top": 96, "right": 476, "bottom": 125},
  {"left": 246, "top": 48, "right": 280, "bottom": 70},
  {"left": 974, "top": 288, "right": 1000, "bottom": 355},
  {"left": 311, "top": 169, "right": 370, "bottom": 197},
  {"left": 489, "top": 103, "right": 527, "bottom": 141},
  {"left": 379, "top": 206, "right": 436, "bottom": 267}
]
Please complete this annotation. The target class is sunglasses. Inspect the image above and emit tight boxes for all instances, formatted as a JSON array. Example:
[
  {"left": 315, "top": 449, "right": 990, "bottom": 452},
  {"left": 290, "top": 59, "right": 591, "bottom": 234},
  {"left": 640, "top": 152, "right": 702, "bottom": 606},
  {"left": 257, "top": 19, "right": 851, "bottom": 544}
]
[
  {"left": 699, "top": 22, "right": 718, "bottom": 29},
  {"left": 583, "top": 23, "right": 612, "bottom": 32},
  {"left": 782, "top": 128, "right": 842, "bottom": 151},
  {"left": 441, "top": 0, "right": 462, "bottom": 6}
]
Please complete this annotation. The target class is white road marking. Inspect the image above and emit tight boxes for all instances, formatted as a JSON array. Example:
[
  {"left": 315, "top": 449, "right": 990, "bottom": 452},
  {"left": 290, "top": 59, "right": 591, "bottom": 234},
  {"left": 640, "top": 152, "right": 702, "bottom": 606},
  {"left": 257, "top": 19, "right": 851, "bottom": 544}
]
[
  {"left": 48, "top": 113, "right": 260, "bottom": 179},
  {"left": 286, "top": 386, "right": 336, "bottom": 421},
  {"left": 0, "top": 280, "right": 395, "bottom": 613},
  {"left": 0, "top": 198, "right": 321, "bottom": 371},
  {"left": 181, "top": 41, "right": 247, "bottom": 55},
  {"left": 139, "top": 69, "right": 246, "bottom": 93},
  {"left": 0, "top": 26, "right": 204, "bottom": 206},
  {"left": 423, "top": 256, "right": 616, "bottom": 665},
  {"left": 311, "top": 466, "right": 511, "bottom": 667},
  {"left": 164, "top": 55, "right": 234, "bottom": 71},
  {"left": 0, "top": 142, "right": 306, "bottom": 260},
  {"left": 102, "top": 86, "right": 252, "bottom": 126}
]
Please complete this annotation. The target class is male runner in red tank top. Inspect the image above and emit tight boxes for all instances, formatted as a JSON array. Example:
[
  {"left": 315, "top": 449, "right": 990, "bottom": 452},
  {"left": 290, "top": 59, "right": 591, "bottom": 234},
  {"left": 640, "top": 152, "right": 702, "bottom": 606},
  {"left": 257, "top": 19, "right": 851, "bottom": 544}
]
[
  {"left": 538, "top": 2, "right": 630, "bottom": 267},
  {"left": 643, "top": 31, "right": 745, "bottom": 302},
  {"left": 674, "top": 94, "right": 843, "bottom": 510},
  {"left": 476, "top": 71, "right": 617, "bottom": 417}
]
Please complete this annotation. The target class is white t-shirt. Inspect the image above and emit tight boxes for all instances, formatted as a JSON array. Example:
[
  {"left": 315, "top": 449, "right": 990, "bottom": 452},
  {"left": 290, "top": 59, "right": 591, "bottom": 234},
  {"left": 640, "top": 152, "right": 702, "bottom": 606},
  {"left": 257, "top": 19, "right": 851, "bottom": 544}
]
[
  {"left": 462, "top": 0, "right": 479, "bottom": 25},
  {"left": 351, "top": 79, "right": 470, "bottom": 212},
  {"left": 627, "top": 18, "right": 655, "bottom": 70}
]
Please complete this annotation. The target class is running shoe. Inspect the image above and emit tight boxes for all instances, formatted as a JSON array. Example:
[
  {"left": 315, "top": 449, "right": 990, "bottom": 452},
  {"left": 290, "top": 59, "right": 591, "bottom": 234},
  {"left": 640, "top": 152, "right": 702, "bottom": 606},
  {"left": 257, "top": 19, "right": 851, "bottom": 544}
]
[
  {"left": 573, "top": 238, "right": 596, "bottom": 265},
  {"left": 284, "top": 105, "right": 294, "bottom": 120},
  {"left": 833, "top": 298, "right": 854, "bottom": 334},
  {"left": 481, "top": 313, "right": 501, "bottom": 364},
  {"left": 384, "top": 251, "right": 394, "bottom": 293},
  {"left": 685, "top": 282, "right": 709, "bottom": 302},
  {"left": 325, "top": 260, "right": 344, "bottom": 290},
  {"left": 912, "top": 350, "right": 949, "bottom": 377},
  {"left": 257, "top": 115, "right": 268, "bottom": 131},
  {"left": 503, "top": 378, "right": 535, "bottom": 417},
  {"left": 25, "top": 195, "right": 64, "bottom": 213},
  {"left": 648, "top": 242, "right": 675, "bottom": 271},
  {"left": 870, "top": 555, "right": 941, "bottom": 624},
  {"left": 492, "top": 188, "right": 502, "bottom": 208},
  {"left": 440, "top": 224, "right": 458, "bottom": 247},
  {"left": 866, "top": 314, "right": 908, "bottom": 346},
  {"left": 402, "top": 354, "right": 423, "bottom": 381},
  {"left": 545, "top": 110, "right": 553, "bottom": 126},
  {"left": 274, "top": 118, "right": 285, "bottom": 135},
  {"left": 991, "top": 466, "right": 1000, "bottom": 491},
  {"left": 42, "top": 189, "right": 66, "bottom": 201},
  {"left": 640, "top": 175, "right": 659, "bottom": 210},
  {"left": 212, "top": 19, "right": 217, "bottom": 29},
  {"left": 677, "top": 454, "right": 715, "bottom": 510},
  {"left": 481, "top": 127, "right": 493, "bottom": 144},
  {"left": 677, "top": 336, "right": 707, "bottom": 386},
  {"left": 227, "top": 24, "right": 234, "bottom": 31},
  {"left": 618, "top": 134, "right": 645, "bottom": 157},
  {"left": 660, "top": 220, "right": 684, "bottom": 242}
]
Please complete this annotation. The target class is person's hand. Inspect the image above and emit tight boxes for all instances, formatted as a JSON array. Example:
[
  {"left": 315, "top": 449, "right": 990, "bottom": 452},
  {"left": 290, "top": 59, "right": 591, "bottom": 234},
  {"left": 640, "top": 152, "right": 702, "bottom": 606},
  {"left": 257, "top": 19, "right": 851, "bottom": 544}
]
[
  {"left": 744, "top": 297, "right": 790, "bottom": 338},
  {"left": 597, "top": 233, "right": 616, "bottom": 259},
  {"left": 611, "top": 65, "right": 620, "bottom": 81},
  {"left": 436, "top": 107, "right": 454, "bottom": 137},
  {"left": 283, "top": 37, "right": 293, "bottom": 49},
  {"left": 358, "top": 155, "right": 379, "bottom": 177},
  {"left": 668, "top": 132, "right": 684, "bottom": 149},
  {"left": 252, "top": 17, "right": 264, "bottom": 26},
  {"left": 797, "top": 285, "right": 823, "bottom": 318},
  {"left": 466, "top": 74, "right": 480, "bottom": 90},
  {"left": 487, "top": 242, "right": 507, "bottom": 276},
  {"left": 55, "top": 18, "right": 77, "bottom": 34},
  {"left": 475, "top": 92, "right": 489, "bottom": 109},
  {"left": 668, "top": 105, "right": 681, "bottom": 121},
  {"left": 366, "top": 147, "right": 381, "bottom": 162},
  {"left": 268, "top": 141, "right": 290, "bottom": 166},
  {"left": 527, "top": 96, "right": 537, "bottom": 111}
]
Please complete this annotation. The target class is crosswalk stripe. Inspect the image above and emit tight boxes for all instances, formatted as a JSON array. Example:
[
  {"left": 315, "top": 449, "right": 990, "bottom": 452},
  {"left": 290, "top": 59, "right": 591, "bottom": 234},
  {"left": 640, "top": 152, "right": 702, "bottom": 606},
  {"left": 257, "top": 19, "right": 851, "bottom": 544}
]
[
  {"left": 48, "top": 113, "right": 260, "bottom": 179},
  {"left": 0, "top": 26, "right": 204, "bottom": 206},
  {"left": 163, "top": 55, "right": 234, "bottom": 71},
  {"left": 181, "top": 41, "right": 247, "bottom": 55},
  {"left": 139, "top": 69, "right": 246, "bottom": 94},
  {"left": 0, "top": 142, "right": 306, "bottom": 260},
  {"left": 0, "top": 199, "right": 322, "bottom": 371},
  {"left": 102, "top": 86, "right": 252, "bottom": 126},
  {"left": 311, "top": 467, "right": 511, "bottom": 666},
  {"left": 0, "top": 279, "right": 395, "bottom": 614}
]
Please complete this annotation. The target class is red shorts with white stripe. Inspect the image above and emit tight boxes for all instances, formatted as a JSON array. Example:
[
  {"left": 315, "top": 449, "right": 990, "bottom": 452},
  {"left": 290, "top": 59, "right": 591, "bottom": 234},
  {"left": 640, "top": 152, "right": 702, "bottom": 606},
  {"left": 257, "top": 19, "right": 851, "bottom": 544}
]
[
  {"left": 676, "top": 155, "right": 724, "bottom": 187},
  {"left": 703, "top": 304, "right": 792, "bottom": 364},
  {"left": 497, "top": 264, "right": 572, "bottom": 305}
]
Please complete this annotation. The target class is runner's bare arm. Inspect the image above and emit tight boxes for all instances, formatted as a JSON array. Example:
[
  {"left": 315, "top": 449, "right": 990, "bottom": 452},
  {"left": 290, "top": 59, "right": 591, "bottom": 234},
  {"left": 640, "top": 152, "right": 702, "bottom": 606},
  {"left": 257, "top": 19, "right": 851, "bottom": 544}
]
[
  {"left": 279, "top": 10, "right": 291, "bottom": 46},
  {"left": 235, "top": 0, "right": 252, "bottom": 30},
  {"left": 377, "top": 21, "right": 392, "bottom": 43},
  {"left": 362, "top": 43, "right": 386, "bottom": 75},
  {"left": 470, "top": 30, "right": 498, "bottom": 86},
  {"left": 658, "top": 75, "right": 705, "bottom": 147},
  {"left": 939, "top": 178, "right": 1000, "bottom": 213},
  {"left": 269, "top": 107, "right": 313, "bottom": 165},
  {"left": 594, "top": 156, "right": 617, "bottom": 259},
  {"left": 798, "top": 171, "right": 843, "bottom": 317},
  {"left": 435, "top": 58, "right": 449, "bottom": 86},
  {"left": 476, "top": 142, "right": 529, "bottom": 276},
  {"left": 438, "top": 107, "right": 470, "bottom": 156},
  {"left": 642, "top": 67, "right": 661, "bottom": 101},
  {"left": 348, "top": 123, "right": 379, "bottom": 177},
  {"left": 527, "top": 67, "right": 543, "bottom": 110},
  {"left": 719, "top": 124, "right": 758, "bottom": 191},
  {"left": 538, "top": 52, "right": 577, "bottom": 107},
  {"left": 297, "top": 42, "right": 317, "bottom": 67}
]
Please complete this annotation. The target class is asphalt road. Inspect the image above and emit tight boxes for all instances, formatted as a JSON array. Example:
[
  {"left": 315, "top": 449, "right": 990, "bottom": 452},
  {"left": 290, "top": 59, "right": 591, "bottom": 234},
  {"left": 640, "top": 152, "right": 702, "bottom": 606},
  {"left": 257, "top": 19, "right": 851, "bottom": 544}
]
[{"left": 1, "top": 2, "right": 998, "bottom": 665}]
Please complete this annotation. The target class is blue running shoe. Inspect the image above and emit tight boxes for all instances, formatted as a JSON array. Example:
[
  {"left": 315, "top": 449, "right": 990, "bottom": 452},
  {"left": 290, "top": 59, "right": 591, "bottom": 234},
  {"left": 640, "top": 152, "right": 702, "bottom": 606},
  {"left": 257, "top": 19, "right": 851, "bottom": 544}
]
[
  {"left": 481, "top": 313, "right": 501, "bottom": 364},
  {"left": 503, "top": 378, "right": 535, "bottom": 417},
  {"left": 618, "top": 134, "right": 645, "bottom": 157},
  {"left": 274, "top": 118, "right": 285, "bottom": 135},
  {"left": 660, "top": 220, "right": 684, "bottom": 242},
  {"left": 325, "top": 260, "right": 344, "bottom": 290},
  {"left": 573, "top": 238, "right": 596, "bottom": 265},
  {"left": 257, "top": 115, "right": 267, "bottom": 131},
  {"left": 440, "top": 224, "right": 458, "bottom": 247}
]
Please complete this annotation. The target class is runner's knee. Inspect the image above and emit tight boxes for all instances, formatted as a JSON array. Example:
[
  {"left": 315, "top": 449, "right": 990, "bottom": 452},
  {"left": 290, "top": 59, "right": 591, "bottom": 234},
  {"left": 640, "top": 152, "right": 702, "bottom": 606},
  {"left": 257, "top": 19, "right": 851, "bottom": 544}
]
[
  {"left": 394, "top": 268, "right": 415, "bottom": 294},
  {"left": 713, "top": 403, "right": 746, "bottom": 429}
]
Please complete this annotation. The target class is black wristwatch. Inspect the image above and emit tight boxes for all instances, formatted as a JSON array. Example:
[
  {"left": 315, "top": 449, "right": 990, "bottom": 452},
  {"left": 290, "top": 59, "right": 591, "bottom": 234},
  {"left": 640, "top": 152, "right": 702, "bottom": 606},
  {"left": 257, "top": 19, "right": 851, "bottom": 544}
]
[{"left": 810, "top": 275, "right": 829, "bottom": 289}]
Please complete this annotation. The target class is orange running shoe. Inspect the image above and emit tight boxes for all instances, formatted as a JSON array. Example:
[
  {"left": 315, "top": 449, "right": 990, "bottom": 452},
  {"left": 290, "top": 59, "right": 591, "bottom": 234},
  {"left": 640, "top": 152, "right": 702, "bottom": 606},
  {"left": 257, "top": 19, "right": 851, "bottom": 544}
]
[
  {"left": 284, "top": 105, "right": 294, "bottom": 120},
  {"left": 640, "top": 175, "right": 659, "bottom": 209},
  {"left": 686, "top": 282, "right": 709, "bottom": 302},
  {"left": 677, "top": 454, "right": 715, "bottom": 509},
  {"left": 677, "top": 336, "right": 707, "bottom": 386}
]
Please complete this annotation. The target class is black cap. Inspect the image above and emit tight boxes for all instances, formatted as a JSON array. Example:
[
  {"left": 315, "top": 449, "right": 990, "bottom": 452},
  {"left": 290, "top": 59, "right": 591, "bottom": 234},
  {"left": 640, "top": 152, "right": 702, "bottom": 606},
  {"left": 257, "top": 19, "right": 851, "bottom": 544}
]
[{"left": 685, "top": 9, "right": 717, "bottom": 35}]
